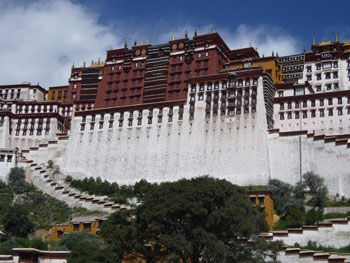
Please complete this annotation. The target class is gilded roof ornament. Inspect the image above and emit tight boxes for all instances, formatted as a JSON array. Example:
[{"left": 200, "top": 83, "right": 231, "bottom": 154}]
[{"left": 172, "top": 34, "right": 175, "bottom": 41}]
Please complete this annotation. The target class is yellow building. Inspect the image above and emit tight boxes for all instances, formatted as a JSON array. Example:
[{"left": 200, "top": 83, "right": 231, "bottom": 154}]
[
  {"left": 246, "top": 190, "right": 274, "bottom": 230},
  {"left": 229, "top": 48, "right": 283, "bottom": 84},
  {"left": 47, "top": 85, "right": 68, "bottom": 102},
  {"left": 50, "top": 216, "right": 106, "bottom": 241}
]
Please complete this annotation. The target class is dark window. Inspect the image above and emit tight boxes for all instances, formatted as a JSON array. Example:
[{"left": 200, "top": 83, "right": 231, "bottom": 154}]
[
  {"left": 83, "top": 223, "right": 91, "bottom": 231},
  {"left": 320, "top": 109, "right": 324, "bottom": 117},
  {"left": 328, "top": 108, "right": 333, "bottom": 116},
  {"left": 73, "top": 224, "right": 79, "bottom": 231}
]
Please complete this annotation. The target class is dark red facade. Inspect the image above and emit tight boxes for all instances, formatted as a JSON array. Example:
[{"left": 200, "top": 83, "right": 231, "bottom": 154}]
[{"left": 65, "top": 32, "right": 232, "bottom": 110}]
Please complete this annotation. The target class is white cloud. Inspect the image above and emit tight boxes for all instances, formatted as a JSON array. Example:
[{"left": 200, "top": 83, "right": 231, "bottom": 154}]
[
  {"left": 157, "top": 24, "right": 300, "bottom": 57},
  {"left": 0, "top": 1, "right": 300, "bottom": 88},
  {"left": 0, "top": 0, "right": 122, "bottom": 88},
  {"left": 220, "top": 24, "right": 301, "bottom": 57}
]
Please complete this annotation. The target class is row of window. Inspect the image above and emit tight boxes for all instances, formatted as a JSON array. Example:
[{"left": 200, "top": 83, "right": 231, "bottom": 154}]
[
  {"left": 110, "top": 62, "right": 145, "bottom": 72},
  {"left": 283, "top": 73, "right": 303, "bottom": 79},
  {"left": 306, "top": 71, "right": 338, "bottom": 81},
  {"left": 282, "top": 65, "right": 304, "bottom": 72},
  {"left": 278, "top": 55, "right": 304, "bottom": 63},
  {"left": 0, "top": 89, "right": 21, "bottom": 100},
  {"left": 0, "top": 154, "right": 12, "bottom": 162},
  {"left": 50, "top": 90, "right": 67, "bottom": 100},
  {"left": 279, "top": 107, "right": 349, "bottom": 120},
  {"left": 15, "top": 129, "right": 50, "bottom": 136},
  {"left": 314, "top": 83, "right": 339, "bottom": 91},
  {"left": 306, "top": 61, "right": 339, "bottom": 72},
  {"left": 189, "top": 78, "right": 258, "bottom": 93},
  {"left": 15, "top": 105, "right": 60, "bottom": 114},
  {"left": 279, "top": 97, "right": 349, "bottom": 110}
]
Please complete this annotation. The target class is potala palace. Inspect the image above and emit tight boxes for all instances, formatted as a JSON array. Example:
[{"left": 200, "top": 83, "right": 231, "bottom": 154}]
[{"left": 1, "top": 32, "right": 350, "bottom": 197}]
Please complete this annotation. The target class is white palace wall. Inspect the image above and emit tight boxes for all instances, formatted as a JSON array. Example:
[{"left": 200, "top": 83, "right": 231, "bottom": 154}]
[
  {"left": 269, "top": 132, "right": 350, "bottom": 197},
  {"left": 63, "top": 78, "right": 272, "bottom": 186}
]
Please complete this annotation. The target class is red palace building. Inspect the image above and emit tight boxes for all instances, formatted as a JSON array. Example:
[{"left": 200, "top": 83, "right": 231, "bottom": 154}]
[{"left": 65, "top": 31, "right": 231, "bottom": 111}]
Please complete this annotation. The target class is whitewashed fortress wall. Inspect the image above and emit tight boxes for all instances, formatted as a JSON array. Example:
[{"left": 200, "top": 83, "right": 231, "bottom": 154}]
[
  {"left": 268, "top": 131, "right": 350, "bottom": 197},
  {"left": 63, "top": 74, "right": 273, "bottom": 185}
]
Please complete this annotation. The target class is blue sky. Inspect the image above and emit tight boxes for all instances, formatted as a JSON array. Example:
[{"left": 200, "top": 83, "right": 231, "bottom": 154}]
[
  {"left": 76, "top": 0, "right": 350, "bottom": 48},
  {"left": 0, "top": 0, "right": 349, "bottom": 87}
]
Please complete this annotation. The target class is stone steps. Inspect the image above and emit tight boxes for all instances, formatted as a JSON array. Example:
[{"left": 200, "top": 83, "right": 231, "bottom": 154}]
[
  {"left": 269, "top": 129, "right": 350, "bottom": 149},
  {"left": 278, "top": 247, "right": 350, "bottom": 263},
  {"left": 26, "top": 163, "right": 129, "bottom": 213},
  {"left": 261, "top": 218, "right": 350, "bottom": 248}
]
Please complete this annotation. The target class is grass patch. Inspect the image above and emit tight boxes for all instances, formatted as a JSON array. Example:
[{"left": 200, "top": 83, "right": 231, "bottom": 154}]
[
  {"left": 274, "top": 218, "right": 288, "bottom": 230},
  {"left": 292, "top": 241, "right": 350, "bottom": 253},
  {"left": 322, "top": 212, "right": 349, "bottom": 220},
  {"left": 325, "top": 200, "right": 350, "bottom": 207},
  {"left": 241, "top": 185, "right": 267, "bottom": 191}
]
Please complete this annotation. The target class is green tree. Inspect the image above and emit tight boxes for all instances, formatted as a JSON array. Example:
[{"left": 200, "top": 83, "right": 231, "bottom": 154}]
[
  {"left": 267, "top": 179, "right": 304, "bottom": 217},
  {"left": 8, "top": 167, "right": 31, "bottom": 194},
  {"left": 286, "top": 208, "right": 304, "bottom": 228},
  {"left": 99, "top": 210, "right": 140, "bottom": 261},
  {"left": 59, "top": 232, "right": 117, "bottom": 263},
  {"left": 0, "top": 239, "right": 20, "bottom": 254},
  {"left": 100, "top": 177, "right": 281, "bottom": 263},
  {"left": 67, "top": 241, "right": 116, "bottom": 263},
  {"left": 304, "top": 208, "right": 321, "bottom": 225},
  {"left": 303, "top": 172, "right": 328, "bottom": 211},
  {"left": 58, "top": 232, "right": 102, "bottom": 250},
  {"left": 1, "top": 205, "right": 34, "bottom": 237}
]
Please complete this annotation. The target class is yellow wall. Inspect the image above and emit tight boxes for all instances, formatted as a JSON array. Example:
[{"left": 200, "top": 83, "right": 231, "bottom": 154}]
[
  {"left": 50, "top": 219, "right": 101, "bottom": 241},
  {"left": 47, "top": 87, "right": 68, "bottom": 102},
  {"left": 247, "top": 191, "right": 274, "bottom": 230},
  {"left": 230, "top": 58, "right": 283, "bottom": 84}
]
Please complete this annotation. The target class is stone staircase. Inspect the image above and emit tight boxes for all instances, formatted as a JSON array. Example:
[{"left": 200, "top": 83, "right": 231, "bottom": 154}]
[
  {"left": 19, "top": 133, "right": 69, "bottom": 168},
  {"left": 18, "top": 134, "right": 130, "bottom": 214},
  {"left": 278, "top": 247, "right": 350, "bottom": 263},
  {"left": 269, "top": 129, "right": 350, "bottom": 149},
  {"left": 260, "top": 218, "right": 350, "bottom": 249}
]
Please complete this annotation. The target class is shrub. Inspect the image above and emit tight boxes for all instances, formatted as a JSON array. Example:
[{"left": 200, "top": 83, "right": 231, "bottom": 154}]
[
  {"left": 1, "top": 205, "right": 34, "bottom": 237},
  {"left": 8, "top": 167, "right": 31, "bottom": 194},
  {"left": 286, "top": 208, "right": 304, "bottom": 228},
  {"left": 304, "top": 209, "right": 321, "bottom": 225}
]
